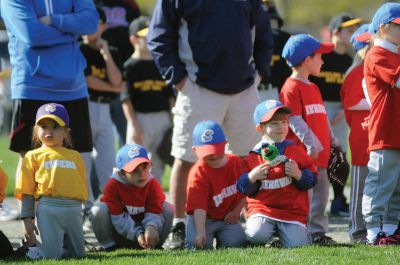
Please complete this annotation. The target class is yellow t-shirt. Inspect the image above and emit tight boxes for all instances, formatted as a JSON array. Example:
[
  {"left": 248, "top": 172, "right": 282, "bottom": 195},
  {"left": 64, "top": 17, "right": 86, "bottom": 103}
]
[{"left": 15, "top": 147, "right": 88, "bottom": 202}]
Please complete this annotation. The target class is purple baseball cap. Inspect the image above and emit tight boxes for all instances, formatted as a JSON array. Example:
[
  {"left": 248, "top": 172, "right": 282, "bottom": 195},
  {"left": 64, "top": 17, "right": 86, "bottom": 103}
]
[
  {"left": 282, "top": 34, "right": 334, "bottom": 67},
  {"left": 35, "top": 103, "right": 70, "bottom": 127},
  {"left": 116, "top": 144, "right": 151, "bottom": 173},
  {"left": 253, "top": 100, "right": 291, "bottom": 125},
  {"left": 192, "top": 120, "right": 227, "bottom": 159}
]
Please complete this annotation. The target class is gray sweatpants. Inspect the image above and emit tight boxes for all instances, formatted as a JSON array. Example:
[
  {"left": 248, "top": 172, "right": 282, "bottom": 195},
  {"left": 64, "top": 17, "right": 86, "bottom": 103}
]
[
  {"left": 309, "top": 167, "right": 329, "bottom": 238},
  {"left": 82, "top": 101, "right": 115, "bottom": 213},
  {"left": 349, "top": 165, "right": 368, "bottom": 242},
  {"left": 185, "top": 215, "right": 246, "bottom": 249},
  {"left": 362, "top": 150, "right": 400, "bottom": 230},
  {"left": 246, "top": 215, "right": 311, "bottom": 248},
  {"left": 324, "top": 101, "right": 348, "bottom": 151},
  {"left": 91, "top": 201, "right": 174, "bottom": 249},
  {"left": 36, "top": 197, "right": 85, "bottom": 258}
]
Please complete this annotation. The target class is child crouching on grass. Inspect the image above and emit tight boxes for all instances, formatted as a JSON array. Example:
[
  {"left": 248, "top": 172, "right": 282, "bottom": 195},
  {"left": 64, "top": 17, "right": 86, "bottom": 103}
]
[
  {"left": 15, "top": 103, "right": 88, "bottom": 259},
  {"left": 90, "top": 144, "right": 174, "bottom": 250},
  {"left": 185, "top": 120, "right": 246, "bottom": 249},
  {"left": 237, "top": 100, "right": 317, "bottom": 248}
]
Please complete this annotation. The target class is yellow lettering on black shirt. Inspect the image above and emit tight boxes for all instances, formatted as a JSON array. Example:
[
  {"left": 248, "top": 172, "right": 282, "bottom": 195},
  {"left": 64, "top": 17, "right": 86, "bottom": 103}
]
[
  {"left": 133, "top": 80, "right": 167, "bottom": 92},
  {"left": 91, "top": 65, "right": 106, "bottom": 79},
  {"left": 318, "top": 71, "right": 345, "bottom": 84}
]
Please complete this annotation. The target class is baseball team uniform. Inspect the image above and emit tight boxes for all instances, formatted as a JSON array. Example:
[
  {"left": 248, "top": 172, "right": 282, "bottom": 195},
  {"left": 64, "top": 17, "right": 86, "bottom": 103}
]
[
  {"left": 280, "top": 77, "right": 331, "bottom": 238},
  {"left": 340, "top": 64, "right": 369, "bottom": 242},
  {"left": 185, "top": 154, "right": 246, "bottom": 249},
  {"left": 237, "top": 140, "right": 317, "bottom": 247}
]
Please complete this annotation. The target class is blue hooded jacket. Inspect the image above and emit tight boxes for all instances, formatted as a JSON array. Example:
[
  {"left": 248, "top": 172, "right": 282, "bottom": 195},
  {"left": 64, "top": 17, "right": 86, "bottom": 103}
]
[{"left": 1, "top": 0, "right": 99, "bottom": 101}]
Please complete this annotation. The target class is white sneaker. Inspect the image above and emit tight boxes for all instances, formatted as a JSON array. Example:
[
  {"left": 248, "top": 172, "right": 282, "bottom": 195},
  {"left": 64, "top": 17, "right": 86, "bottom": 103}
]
[
  {"left": 26, "top": 246, "right": 43, "bottom": 260},
  {"left": 0, "top": 204, "right": 20, "bottom": 221}
]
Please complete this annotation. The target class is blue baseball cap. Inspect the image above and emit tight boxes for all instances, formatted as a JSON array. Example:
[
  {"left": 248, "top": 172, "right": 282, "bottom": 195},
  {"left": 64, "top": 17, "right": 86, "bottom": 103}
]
[
  {"left": 351, "top": 24, "right": 372, "bottom": 51},
  {"left": 35, "top": 103, "right": 70, "bottom": 127},
  {"left": 116, "top": 144, "right": 151, "bottom": 173},
  {"left": 253, "top": 100, "right": 291, "bottom": 125},
  {"left": 369, "top": 2, "right": 400, "bottom": 33},
  {"left": 282, "top": 34, "right": 334, "bottom": 67},
  {"left": 192, "top": 120, "right": 226, "bottom": 159}
]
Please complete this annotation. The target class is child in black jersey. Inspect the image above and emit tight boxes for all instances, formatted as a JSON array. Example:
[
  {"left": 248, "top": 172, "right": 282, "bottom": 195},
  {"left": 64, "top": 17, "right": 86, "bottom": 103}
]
[{"left": 122, "top": 16, "right": 175, "bottom": 185}]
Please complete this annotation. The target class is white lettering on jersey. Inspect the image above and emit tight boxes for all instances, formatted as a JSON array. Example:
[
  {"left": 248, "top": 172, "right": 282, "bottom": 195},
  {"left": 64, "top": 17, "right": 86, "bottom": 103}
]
[
  {"left": 213, "top": 184, "right": 237, "bottom": 207},
  {"left": 44, "top": 160, "right": 77, "bottom": 170},
  {"left": 305, "top": 104, "right": 327, "bottom": 115},
  {"left": 125, "top": 206, "right": 145, "bottom": 215},
  {"left": 260, "top": 177, "right": 292, "bottom": 190}
]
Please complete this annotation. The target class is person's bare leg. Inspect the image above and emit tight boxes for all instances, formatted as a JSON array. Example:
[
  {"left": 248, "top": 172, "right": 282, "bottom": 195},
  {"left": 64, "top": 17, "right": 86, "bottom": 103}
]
[{"left": 164, "top": 158, "right": 193, "bottom": 249}]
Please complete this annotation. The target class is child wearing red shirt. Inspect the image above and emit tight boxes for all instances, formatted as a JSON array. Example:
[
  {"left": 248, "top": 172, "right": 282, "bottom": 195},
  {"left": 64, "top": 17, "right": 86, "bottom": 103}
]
[
  {"left": 237, "top": 100, "right": 317, "bottom": 248},
  {"left": 280, "top": 34, "right": 339, "bottom": 245},
  {"left": 90, "top": 144, "right": 173, "bottom": 250},
  {"left": 362, "top": 3, "right": 400, "bottom": 245},
  {"left": 185, "top": 120, "right": 246, "bottom": 249},
  {"left": 340, "top": 24, "right": 371, "bottom": 243}
]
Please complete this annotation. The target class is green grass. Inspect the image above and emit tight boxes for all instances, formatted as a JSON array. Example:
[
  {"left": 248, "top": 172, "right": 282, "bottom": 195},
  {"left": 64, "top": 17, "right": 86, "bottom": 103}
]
[{"left": 2, "top": 245, "right": 400, "bottom": 264}]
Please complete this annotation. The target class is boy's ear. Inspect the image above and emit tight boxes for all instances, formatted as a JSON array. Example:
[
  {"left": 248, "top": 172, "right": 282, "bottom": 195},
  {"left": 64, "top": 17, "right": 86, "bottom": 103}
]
[
  {"left": 256, "top": 124, "right": 263, "bottom": 132},
  {"left": 129, "top": 35, "right": 137, "bottom": 45},
  {"left": 332, "top": 28, "right": 340, "bottom": 37}
]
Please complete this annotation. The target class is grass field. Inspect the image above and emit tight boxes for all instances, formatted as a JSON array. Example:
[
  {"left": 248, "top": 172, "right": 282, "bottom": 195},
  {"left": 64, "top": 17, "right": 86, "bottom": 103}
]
[{"left": 2, "top": 245, "right": 400, "bottom": 264}]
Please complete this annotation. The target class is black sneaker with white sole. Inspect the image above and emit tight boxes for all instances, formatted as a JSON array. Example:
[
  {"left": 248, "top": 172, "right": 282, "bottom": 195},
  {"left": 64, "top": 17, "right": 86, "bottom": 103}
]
[{"left": 163, "top": 222, "right": 185, "bottom": 250}]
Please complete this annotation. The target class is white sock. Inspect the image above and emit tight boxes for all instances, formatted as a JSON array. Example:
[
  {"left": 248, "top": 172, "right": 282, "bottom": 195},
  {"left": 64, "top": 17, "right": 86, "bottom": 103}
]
[
  {"left": 367, "top": 227, "right": 381, "bottom": 242},
  {"left": 382, "top": 224, "right": 398, "bottom": 236},
  {"left": 173, "top": 218, "right": 186, "bottom": 226}
]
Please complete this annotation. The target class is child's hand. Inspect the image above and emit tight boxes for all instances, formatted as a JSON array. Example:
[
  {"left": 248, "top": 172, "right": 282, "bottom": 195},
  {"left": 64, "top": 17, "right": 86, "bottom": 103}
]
[
  {"left": 137, "top": 233, "right": 146, "bottom": 249},
  {"left": 38, "top": 16, "right": 51, "bottom": 25},
  {"left": 144, "top": 226, "right": 159, "bottom": 249},
  {"left": 194, "top": 230, "right": 206, "bottom": 249},
  {"left": 97, "top": 39, "right": 111, "bottom": 57},
  {"left": 285, "top": 159, "right": 302, "bottom": 181},
  {"left": 22, "top": 218, "right": 38, "bottom": 246},
  {"left": 307, "top": 150, "right": 318, "bottom": 160},
  {"left": 248, "top": 163, "right": 270, "bottom": 183},
  {"left": 224, "top": 210, "right": 240, "bottom": 224}
]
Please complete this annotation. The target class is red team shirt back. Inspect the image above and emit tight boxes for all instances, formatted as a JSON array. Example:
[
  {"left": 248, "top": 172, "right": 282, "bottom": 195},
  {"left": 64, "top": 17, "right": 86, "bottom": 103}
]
[
  {"left": 340, "top": 64, "right": 370, "bottom": 165},
  {"left": 364, "top": 46, "right": 400, "bottom": 150},
  {"left": 280, "top": 78, "right": 331, "bottom": 168}
]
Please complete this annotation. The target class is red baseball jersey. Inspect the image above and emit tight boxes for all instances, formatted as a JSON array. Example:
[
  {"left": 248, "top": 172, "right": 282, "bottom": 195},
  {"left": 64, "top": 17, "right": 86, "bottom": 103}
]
[
  {"left": 186, "top": 154, "right": 245, "bottom": 220},
  {"left": 101, "top": 177, "right": 165, "bottom": 222},
  {"left": 340, "top": 64, "right": 369, "bottom": 165},
  {"left": 280, "top": 77, "right": 330, "bottom": 167},
  {"left": 364, "top": 45, "right": 400, "bottom": 150},
  {"left": 243, "top": 144, "right": 317, "bottom": 224}
]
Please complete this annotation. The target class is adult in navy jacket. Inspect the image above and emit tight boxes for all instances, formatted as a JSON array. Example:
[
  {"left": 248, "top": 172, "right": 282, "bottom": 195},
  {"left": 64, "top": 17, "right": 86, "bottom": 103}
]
[
  {"left": 1, "top": 0, "right": 98, "bottom": 157},
  {"left": 147, "top": 0, "right": 273, "bottom": 249}
]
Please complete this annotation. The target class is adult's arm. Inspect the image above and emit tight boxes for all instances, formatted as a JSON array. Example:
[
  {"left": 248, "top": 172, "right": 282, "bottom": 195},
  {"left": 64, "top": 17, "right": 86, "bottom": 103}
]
[
  {"left": 147, "top": 0, "right": 187, "bottom": 86},
  {"left": 50, "top": 0, "right": 99, "bottom": 36},
  {"left": 253, "top": 1, "right": 273, "bottom": 81},
  {"left": 1, "top": 0, "right": 74, "bottom": 47}
]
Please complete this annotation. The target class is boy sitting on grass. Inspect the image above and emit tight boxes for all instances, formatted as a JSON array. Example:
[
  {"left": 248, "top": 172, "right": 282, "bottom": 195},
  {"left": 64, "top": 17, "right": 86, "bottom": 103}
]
[{"left": 237, "top": 100, "right": 317, "bottom": 248}]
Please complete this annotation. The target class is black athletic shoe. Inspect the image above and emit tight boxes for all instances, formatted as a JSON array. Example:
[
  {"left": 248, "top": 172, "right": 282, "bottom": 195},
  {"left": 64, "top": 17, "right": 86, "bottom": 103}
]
[
  {"left": 312, "top": 235, "right": 336, "bottom": 245},
  {"left": 163, "top": 222, "right": 185, "bottom": 250}
]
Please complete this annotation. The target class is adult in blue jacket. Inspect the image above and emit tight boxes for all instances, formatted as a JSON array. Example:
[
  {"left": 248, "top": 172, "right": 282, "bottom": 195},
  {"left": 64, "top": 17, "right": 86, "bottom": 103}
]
[
  {"left": 1, "top": 0, "right": 98, "bottom": 157},
  {"left": 147, "top": 0, "right": 273, "bottom": 249}
]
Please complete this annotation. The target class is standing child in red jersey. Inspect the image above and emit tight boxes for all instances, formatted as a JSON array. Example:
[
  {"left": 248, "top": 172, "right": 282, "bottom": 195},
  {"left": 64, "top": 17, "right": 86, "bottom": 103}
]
[
  {"left": 362, "top": 3, "right": 400, "bottom": 246},
  {"left": 340, "top": 24, "right": 372, "bottom": 243},
  {"left": 237, "top": 100, "right": 317, "bottom": 248},
  {"left": 90, "top": 144, "right": 174, "bottom": 250},
  {"left": 185, "top": 120, "right": 246, "bottom": 249},
  {"left": 280, "top": 34, "right": 340, "bottom": 245}
]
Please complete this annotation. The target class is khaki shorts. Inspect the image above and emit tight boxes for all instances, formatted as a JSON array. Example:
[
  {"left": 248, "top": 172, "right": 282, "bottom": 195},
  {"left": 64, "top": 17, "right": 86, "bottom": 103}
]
[{"left": 171, "top": 78, "right": 261, "bottom": 163}]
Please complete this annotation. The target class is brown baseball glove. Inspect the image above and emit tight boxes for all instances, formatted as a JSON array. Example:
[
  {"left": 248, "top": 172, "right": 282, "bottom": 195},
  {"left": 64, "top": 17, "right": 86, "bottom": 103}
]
[{"left": 327, "top": 145, "right": 350, "bottom": 186}]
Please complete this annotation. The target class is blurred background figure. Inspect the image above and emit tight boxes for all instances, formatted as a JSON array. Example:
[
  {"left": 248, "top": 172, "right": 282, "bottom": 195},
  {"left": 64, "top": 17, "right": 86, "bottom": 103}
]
[{"left": 258, "top": 0, "right": 292, "bottom": 102}]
